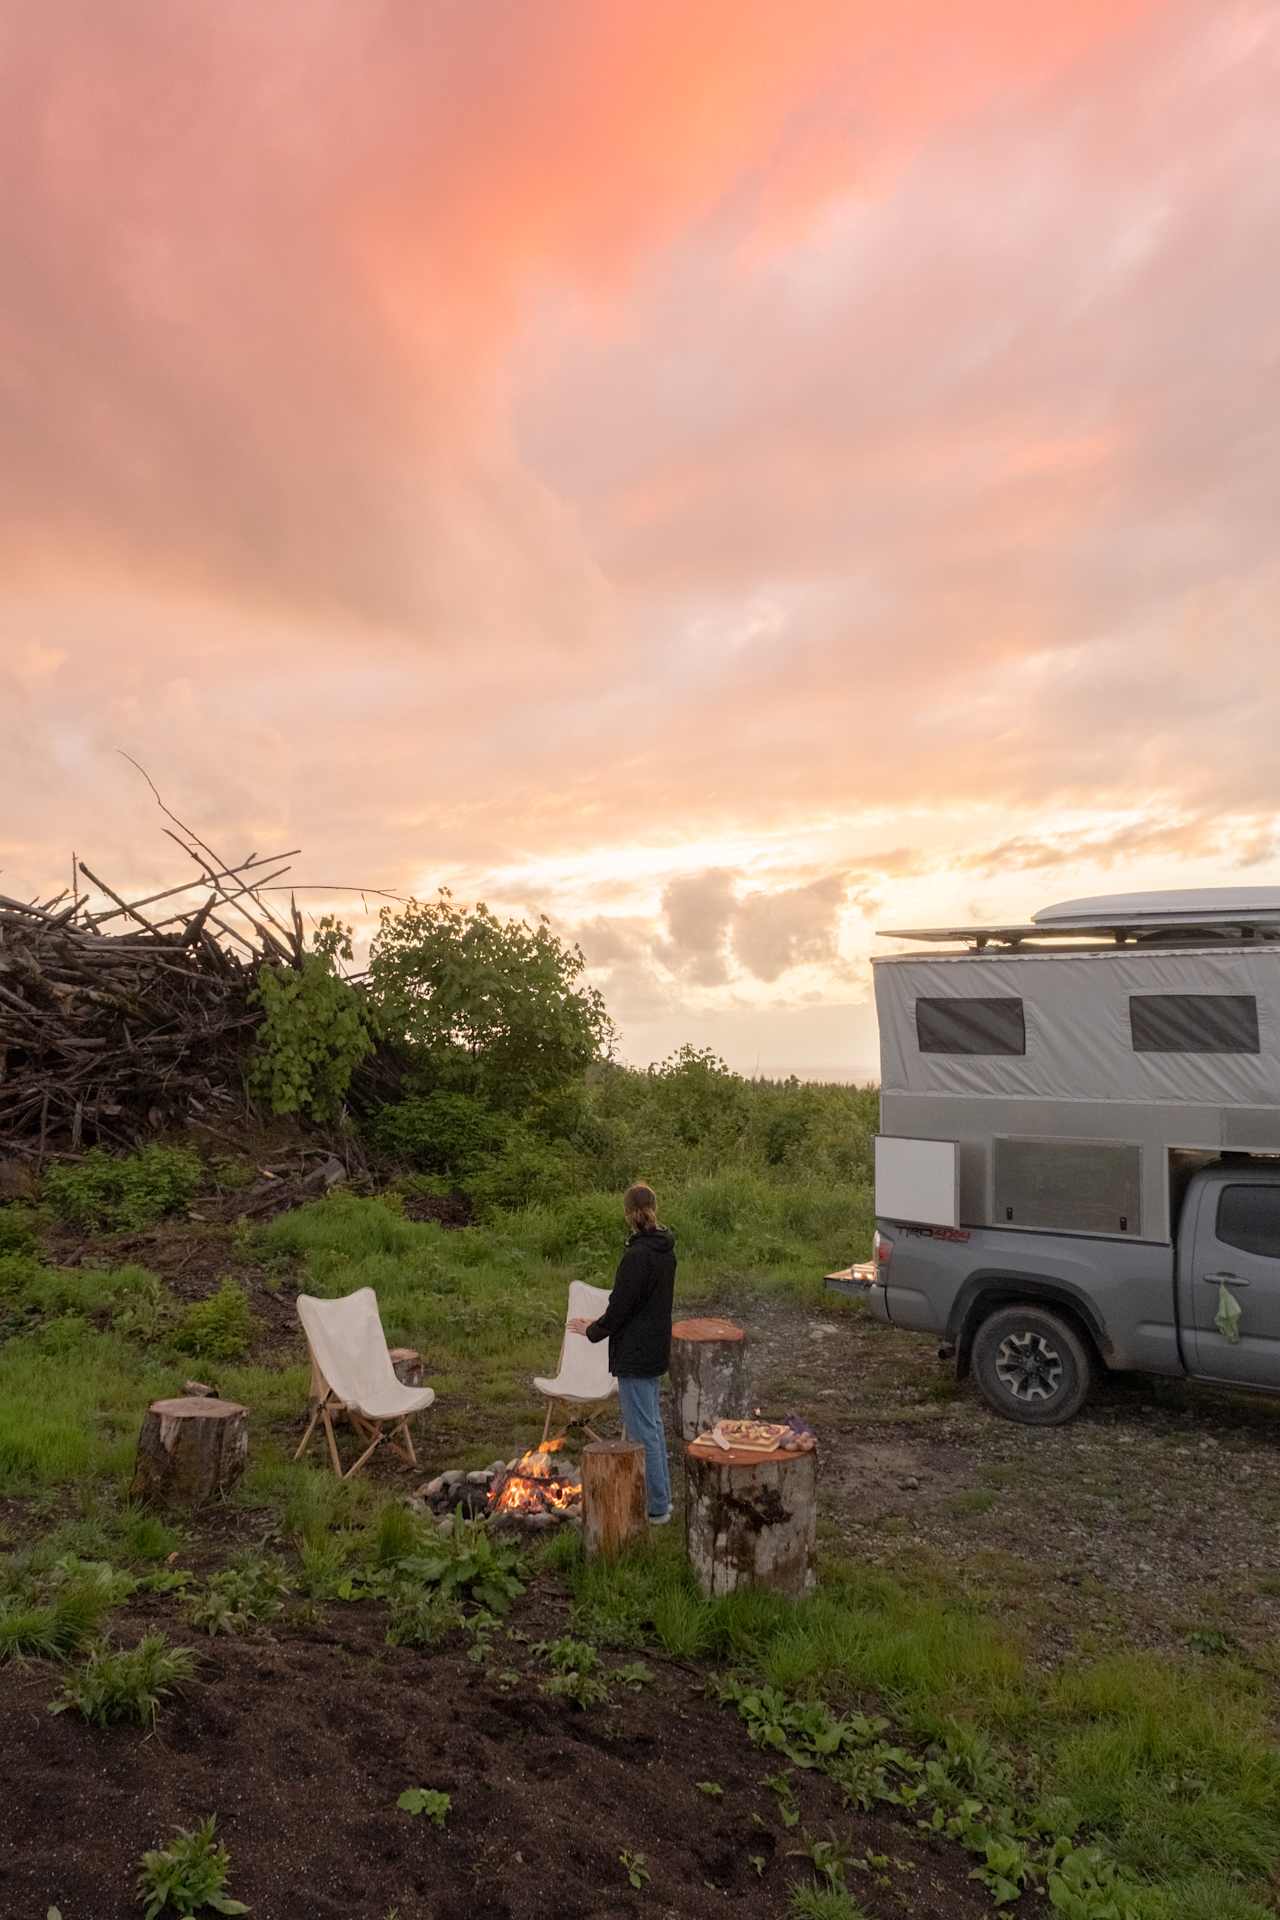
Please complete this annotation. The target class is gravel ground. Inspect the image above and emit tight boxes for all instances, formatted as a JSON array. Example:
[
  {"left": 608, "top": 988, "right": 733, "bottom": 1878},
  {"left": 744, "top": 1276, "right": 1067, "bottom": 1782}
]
[{"left": 708, "top": 1293, "right": 1280, "bottom": 1672}]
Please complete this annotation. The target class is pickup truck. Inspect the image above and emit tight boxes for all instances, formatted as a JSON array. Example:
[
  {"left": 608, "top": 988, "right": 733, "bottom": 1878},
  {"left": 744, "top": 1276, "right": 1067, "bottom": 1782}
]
[{"left": 828, "top": 1158, "right": 1280, "bottom": 1425}]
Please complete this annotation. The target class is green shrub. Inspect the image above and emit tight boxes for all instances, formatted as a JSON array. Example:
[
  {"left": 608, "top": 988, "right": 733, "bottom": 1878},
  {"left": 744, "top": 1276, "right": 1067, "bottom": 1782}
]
[
  {"left": 645, "top": 1045, "right": 751, "bottom": 1151},
  {"left": 173, "top": 1281, "right": 256, "bottom": 1364},
  {"left": 0, "top": 1257, "right": 168, "bottom": 1331},
  {"left": 366, "top": 890, "right": 613, "bottom": 1106},
  {"left": 464, "top": 1128, "right": 582, "bottom": 1216},
  {"left": 183, "top": 1557, "right": 289, "bottom": 1636},
  {"left": 42, "top": 1146, "right": 201, "bottom": 1232},
  {"left": 385, "top": 1588, "right": 464, "bottom": 1648},
  {"left": 369, "top": 1090, "right": 508, "bottom": 1174},
  {"left": 136, "top": 1816, "right": 247, "bottom": 1919},
  {"left": 0, "top": 1205, "right": 37, "bottom": 1255},
  {"left": 52, "top": 1633, "right": 195, "bottom": 1728},
  {"left": 381, "top": 1510, "right": 525, "bottom": 1615},
  {"left": 249, "top": 921, "right": 375, "bottom": 1121}
]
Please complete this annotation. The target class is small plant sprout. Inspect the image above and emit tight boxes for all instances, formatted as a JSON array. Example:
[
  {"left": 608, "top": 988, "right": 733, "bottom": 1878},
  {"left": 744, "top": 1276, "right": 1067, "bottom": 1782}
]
[
  {"left": 397, "top": 1787, "right": 451, "bottom": 1827},
  {"left": 696, "top": 1779, "right": 724, "bottom": 1797},
  {"left": 541, "top": 1668, "right": 610, "bottom": 1708},
  {"left": 134, "top": 1815, "right": 248, "bottom": 1918},
  {"left": 788, "top": 1829, "right": 856, "bottom": 1892},
  {"left": 619, "top": 1850, "right": 650, "bottom": 1890},
  {"left": 764, "top": 1769, "right": 801, "bottom": 1829},
  {"left": 615, "top": 1660, "right": 652, "bottom": 1690}
]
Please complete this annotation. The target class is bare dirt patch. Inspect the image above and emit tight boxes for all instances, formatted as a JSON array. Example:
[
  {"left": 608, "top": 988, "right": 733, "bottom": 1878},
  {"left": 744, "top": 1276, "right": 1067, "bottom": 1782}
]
[{"left": 0, "top": 1580, "right": 1042, "bottom": 1920}]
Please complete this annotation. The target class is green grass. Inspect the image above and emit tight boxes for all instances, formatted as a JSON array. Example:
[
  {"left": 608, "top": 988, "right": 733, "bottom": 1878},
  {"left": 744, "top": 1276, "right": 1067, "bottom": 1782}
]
[
  {"left": 2, "top": 1158, "right": 1277, "bottom": 1920},
  {"left": 0, "top": 1580, "right": 117, "bottom": 1661},
  {"left": 0, "top": 1325, "right": 169, "bottom": 1494},
  {"left": 1042, "top": 1655, "right": 1280, "bottom": 1881},
  {"left": 788, "top": 1888, "right": 872, "bottom": 1920}
]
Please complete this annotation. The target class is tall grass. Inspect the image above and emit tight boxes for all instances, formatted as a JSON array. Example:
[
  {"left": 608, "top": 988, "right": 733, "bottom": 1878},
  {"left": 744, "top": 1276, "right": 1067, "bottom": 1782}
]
[{"left": 0, "top": 1326, "right": 169, "bottom": 1494}]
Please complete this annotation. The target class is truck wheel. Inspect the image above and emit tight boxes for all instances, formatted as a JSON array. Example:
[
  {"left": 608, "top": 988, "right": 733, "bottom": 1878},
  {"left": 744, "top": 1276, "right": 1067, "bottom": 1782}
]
[{"left": 970, "top": 1306, "right": 1093, "bottom": 1426}]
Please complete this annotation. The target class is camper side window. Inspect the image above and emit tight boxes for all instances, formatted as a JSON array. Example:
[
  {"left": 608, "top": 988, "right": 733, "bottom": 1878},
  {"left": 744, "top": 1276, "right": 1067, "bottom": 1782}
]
[
  {"left": 915, "top": 997, "right": 1026, "bottom": 1056},
  {"left": 1217, "top": 1184, "right": 1280, "bottom": 1261},
  {"left": 1129, "top": 994, "right": 1259, "bottom": 1055}
]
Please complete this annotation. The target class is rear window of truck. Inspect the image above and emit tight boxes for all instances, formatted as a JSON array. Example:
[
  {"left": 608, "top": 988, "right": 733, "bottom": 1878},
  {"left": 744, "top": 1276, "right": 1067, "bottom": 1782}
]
[
  {"left": 1217, "top": 1184, "right": 1280, "bottom": 1260},
  {"left": 1129, "top": 993, "right": 1259, "bottom": 1054},
  {"left": 915, "top": 996, "right": 1026, "bottom": 1056}
]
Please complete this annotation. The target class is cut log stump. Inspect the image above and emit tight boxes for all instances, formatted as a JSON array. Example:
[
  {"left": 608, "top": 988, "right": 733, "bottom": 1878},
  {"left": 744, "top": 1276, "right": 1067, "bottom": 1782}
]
[
  {"left": 389, "top": 1347, "right": 424, "bottom": 1389},
  {"left": 670, "top": 1317, "right": 748, "bottom": 1443},
  {"left": 685, "top": 1439, "right": 816, "bottom": 1598},
  {"left": 582, "top": 1438, "right": 646, "bottom": 1559},
  {"left": 130, "top": 1396, "right": 248, "bottom": 1507}
]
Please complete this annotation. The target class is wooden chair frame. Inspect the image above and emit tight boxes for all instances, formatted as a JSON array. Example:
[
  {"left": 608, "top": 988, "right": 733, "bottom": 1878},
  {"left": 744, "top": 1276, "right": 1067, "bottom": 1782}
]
[
  {"left": 539, "top": 1395, "right": 611, "bottom": 1447},
  {"left": 294, "top": 1356, "right": 421, "bottom": 1480}
]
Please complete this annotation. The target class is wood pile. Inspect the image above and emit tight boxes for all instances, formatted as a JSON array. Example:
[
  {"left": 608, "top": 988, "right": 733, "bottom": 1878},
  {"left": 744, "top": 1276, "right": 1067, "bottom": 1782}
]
[{"left": 0, "top": 819, "right": 307, "bottom": 1158}]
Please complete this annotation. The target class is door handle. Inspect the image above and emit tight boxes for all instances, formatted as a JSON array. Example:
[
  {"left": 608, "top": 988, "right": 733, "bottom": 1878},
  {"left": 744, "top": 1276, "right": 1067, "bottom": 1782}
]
[{"left": 1201, "top": 1272, "right": 1250, "bottom": 1288}]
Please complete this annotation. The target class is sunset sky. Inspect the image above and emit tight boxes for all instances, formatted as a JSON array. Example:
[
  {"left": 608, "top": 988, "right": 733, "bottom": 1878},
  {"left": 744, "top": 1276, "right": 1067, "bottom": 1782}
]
[{"left": 3, "top": 1, "right": 1279, "bottom": 1077}]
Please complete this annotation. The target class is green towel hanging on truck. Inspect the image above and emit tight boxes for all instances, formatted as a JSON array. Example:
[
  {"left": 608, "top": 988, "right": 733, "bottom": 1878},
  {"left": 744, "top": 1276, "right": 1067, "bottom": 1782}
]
[{"left": 1215, "top": 1281, "right": 1243, "bottom": 1345}]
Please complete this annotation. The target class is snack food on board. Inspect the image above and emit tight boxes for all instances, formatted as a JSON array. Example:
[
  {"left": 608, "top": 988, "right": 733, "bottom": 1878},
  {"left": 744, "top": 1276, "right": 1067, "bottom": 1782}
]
[{"left": 711, "top": 1419, "right": 790, "bottom": 1452}]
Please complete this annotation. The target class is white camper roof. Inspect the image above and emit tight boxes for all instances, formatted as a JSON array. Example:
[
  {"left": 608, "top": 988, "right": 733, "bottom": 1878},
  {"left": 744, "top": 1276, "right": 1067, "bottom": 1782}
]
[{"left": 879, "top": 887, "right": 1280, "bottom": 950}]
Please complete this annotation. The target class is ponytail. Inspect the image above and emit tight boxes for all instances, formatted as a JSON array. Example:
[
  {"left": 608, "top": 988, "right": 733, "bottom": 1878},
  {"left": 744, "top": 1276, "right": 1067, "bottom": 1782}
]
[{"left": 623, "top": 1181, "right": 659, "bottom": 1230}]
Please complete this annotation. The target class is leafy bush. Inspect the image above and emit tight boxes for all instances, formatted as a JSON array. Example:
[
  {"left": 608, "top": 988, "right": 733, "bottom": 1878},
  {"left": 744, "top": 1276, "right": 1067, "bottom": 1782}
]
[
  {"left": 0, "top": 1205, "right": 36, "bottom": 1254},
  {"left": 249, "top": 920, "right": 375, "bottom": 1121},
  {"left": 42, "top": 1146, "right": 202, "bottom": 1232},
  {"left": 52, "top": 1633, "right": 195, "bottom": 1727},
  {"left": 646, "top": 1045, "right": 751, "bottom": 1151},
  {"left": 110, "top": 1269, "right": 175, "bottom": 1344},
  {"left": 366, "top": 890, "right": 613, "bottom": 1106},
  {"left": 369, "top": 1090, "right": 508, "bottom": 1175},
  {"left": 385, "top": 1588, "right": 464, "bottom": 1649},
  {"left": 173, "top": 1281, "right": 256, "bottom": 1364},
  {"left": 542, "top": 1668, "right": 610, "bottom": 1708},
  {"left": 464, "top": 1127, "right": 583, "bottom": 1216},
  {"left": 380, "top": 1511, "right": 525, "bottom": 1615},
  {"left": 183, "top": 1558, "right": 290, "bottom": 1636},
  {"left": 135, "top": 1816, "right": 248, "bottom": 1918}
]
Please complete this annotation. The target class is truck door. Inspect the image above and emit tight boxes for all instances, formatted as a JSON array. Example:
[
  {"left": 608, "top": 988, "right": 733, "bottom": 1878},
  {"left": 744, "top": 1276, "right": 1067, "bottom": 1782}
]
[{"left": 1184, "top": 1174, "right": 1280, "bottom": 1388}]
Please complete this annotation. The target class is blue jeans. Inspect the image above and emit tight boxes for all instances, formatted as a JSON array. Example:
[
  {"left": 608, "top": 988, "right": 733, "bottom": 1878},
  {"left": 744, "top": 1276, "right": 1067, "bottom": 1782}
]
[{"left": 617, "top": 1375, "right": 671, "bottom": 1518}]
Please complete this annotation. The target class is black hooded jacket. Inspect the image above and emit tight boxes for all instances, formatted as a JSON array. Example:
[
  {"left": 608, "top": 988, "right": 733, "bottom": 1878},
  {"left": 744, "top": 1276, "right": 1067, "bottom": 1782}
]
[{"left": 585, "top": 1225, "right": 676, "bottom": 1378}]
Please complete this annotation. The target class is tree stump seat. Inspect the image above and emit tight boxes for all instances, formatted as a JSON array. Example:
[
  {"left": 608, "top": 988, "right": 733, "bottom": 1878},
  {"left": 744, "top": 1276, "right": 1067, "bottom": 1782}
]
[
  {"left": 130, "top": 1396, "right": 248, "bottom": 1507},
  {"left": 582, "top": 1438, "right": 646, "bottom": 1559},
  {"left": 670, "top": 1317, "right": 747, "bottom": 1442},
  {"left": 684, "top": 1436, "right": 816, "bottom": 1597}
]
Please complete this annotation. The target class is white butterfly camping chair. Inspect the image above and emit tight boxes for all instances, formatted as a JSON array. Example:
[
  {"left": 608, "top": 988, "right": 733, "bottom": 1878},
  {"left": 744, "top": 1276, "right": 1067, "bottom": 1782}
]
[
  {"left": 534, "top": 1280, "right": 617, "bottom": 1444},
  {"left": 295, "top": 1288, "right": 436, "bottom": 1480}
]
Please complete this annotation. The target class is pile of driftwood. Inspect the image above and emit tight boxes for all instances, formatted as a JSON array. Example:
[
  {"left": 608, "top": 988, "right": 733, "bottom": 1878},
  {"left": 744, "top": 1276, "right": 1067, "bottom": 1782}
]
[{"left": 0, "top": 820, "right": 309, "bottom": 1158}]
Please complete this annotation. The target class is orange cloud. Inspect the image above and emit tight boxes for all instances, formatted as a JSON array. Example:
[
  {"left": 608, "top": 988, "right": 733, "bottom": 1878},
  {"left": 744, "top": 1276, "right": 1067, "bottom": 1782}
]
[{"left": 4, "top": 0, "right": 1280, "bottom": 1073}]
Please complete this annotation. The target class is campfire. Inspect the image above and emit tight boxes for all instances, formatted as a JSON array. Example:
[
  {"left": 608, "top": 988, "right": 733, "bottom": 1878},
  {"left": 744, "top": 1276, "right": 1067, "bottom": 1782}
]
[
  {"left": 417, "top": 1437, "right": 583, "bottom": 1531},
  {"left": 489, "top": 1437, "right": 582, "bottom": 1519}
]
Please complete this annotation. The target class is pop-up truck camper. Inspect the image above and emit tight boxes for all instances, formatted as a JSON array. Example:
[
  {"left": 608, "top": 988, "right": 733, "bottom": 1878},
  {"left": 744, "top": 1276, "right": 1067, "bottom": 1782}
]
[{"left": 829, "top": 889, "right": 1280, "bottom": 1423}]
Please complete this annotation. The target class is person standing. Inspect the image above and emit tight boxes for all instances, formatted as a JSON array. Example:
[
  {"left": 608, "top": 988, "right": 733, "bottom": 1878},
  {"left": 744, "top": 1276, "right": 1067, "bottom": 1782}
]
[{"left": 567, "top": 1181, "right": 675, "bottom": 1524}]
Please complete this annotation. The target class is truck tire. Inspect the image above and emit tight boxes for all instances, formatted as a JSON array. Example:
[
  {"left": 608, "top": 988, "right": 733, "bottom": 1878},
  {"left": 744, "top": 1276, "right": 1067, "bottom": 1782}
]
[{"left": 970, "top": 1305, "right": 1093, "bottom": 1426}]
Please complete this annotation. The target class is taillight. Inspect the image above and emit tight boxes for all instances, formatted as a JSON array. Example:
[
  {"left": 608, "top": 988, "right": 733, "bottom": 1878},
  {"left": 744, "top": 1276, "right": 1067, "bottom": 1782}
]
[{"left": 873, "top": 1229, "right": 893, "bottom": 1277}]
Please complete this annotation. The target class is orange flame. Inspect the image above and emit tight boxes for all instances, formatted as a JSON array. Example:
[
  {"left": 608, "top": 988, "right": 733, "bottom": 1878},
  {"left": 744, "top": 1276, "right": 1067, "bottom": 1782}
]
[{"left": 489, "top": 1439, "right": 581, "bottom": 1515}]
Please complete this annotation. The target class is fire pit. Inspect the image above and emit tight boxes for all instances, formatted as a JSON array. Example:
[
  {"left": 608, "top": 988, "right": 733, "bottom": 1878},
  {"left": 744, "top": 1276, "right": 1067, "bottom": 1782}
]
[{"left": 418, "top": 1438, "right": 583, "bottom": 1532}]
